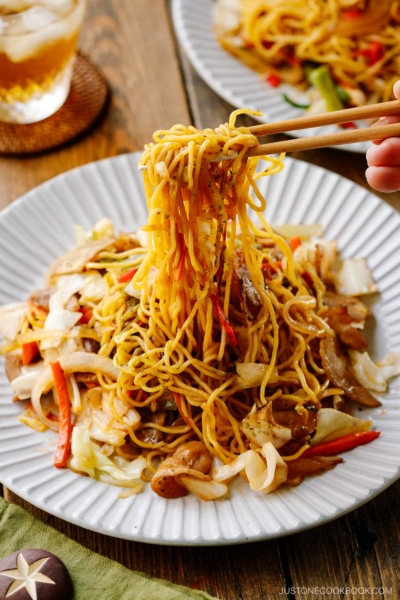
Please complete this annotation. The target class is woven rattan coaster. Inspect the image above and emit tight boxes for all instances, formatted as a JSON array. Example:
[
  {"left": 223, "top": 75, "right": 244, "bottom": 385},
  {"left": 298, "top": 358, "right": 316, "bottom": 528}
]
[{"left": 0, "top": 53, "right": 109, "bottom": 156}]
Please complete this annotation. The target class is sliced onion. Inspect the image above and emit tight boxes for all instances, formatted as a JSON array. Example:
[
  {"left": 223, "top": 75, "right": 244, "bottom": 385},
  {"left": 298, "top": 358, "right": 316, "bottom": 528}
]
[
  {"left": 273, "top": 223, "right": 324, "bottom": 239},
  {"left": 177, "top": 475, "right": 228, "bottom": 501},
  {"left": 349, "top": 350, "right": 387, "bottom": 392},
  {"left": 67, "top": 374, "right": 82, "bottom": 415},
  {"left": 213, "top": 0, "right": 242, "bottom": 33},
  {"left": 377, "top": 352, "right": 400, "bottom": 381},
  {"left": 17, "top": 326, "right": 99, "bottom": 345},
  {"left": 155, "top": 161, "right": 170, "bottom": 179},
  {"left": 214, "top": 443, "right": 288, "bottom": 494},
  {"left": 252, "top": 443, "right": 288, "bottom": 494},
  {"left": 11, "top": 363, "right": 43, "bottom": 401}
]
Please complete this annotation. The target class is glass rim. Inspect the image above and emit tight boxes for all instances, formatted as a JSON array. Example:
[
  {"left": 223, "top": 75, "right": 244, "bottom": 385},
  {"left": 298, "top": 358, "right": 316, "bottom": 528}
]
[{"left": 0, "top": 0, "right": 85, "bottom": 36}]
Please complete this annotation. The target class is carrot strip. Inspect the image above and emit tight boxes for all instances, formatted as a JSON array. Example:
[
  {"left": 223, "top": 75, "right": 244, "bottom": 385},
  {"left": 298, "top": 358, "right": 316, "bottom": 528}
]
[
  {"left": 50, "top": 361, "right": 73, "bottom": 469},
  {"left": 21, "top": 341, "right": 39, "bottom": 365},
  {"left": 117, "top": 268, "right": 138, "bottom": 283},
  {"left": 174, "top": 234, "right": 186, "bottom": 282},
  {"left": 78, "top": 307, "right": 93, "bottom": 324},
  {"left": 289, "top": 236, "right": 302, "bottom": 252},
  {"left": 209, "top": 293, "right": 237, "bottom": 346},
  {"left": 172, "top": 392, "right": 192, "bottom": 429}
]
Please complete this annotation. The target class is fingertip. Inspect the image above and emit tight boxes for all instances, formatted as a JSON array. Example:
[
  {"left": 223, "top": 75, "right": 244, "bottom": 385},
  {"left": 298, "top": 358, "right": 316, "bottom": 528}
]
[
  {"left": 394, "top": 81, "right": 400, "bottom": 100},
  {"left": 365, "top": 137, "right": 400, "bottom": 167},
  {"left": 365, "top": 166, "right": 376, "bottom": 187},
  {"left": 366, "top": 165, "right": 400, "bottom": 193}
]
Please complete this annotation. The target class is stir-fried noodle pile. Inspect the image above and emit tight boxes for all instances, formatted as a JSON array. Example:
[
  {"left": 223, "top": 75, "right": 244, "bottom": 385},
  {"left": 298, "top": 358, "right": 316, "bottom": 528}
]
[{"left": 215, "top": 0, "right": 400, "bottom": 103}]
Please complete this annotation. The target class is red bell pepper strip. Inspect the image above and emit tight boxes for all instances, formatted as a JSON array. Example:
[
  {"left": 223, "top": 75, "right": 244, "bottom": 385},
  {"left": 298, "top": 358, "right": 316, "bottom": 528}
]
[
  {"left": 367, "top": 41, "right": 385, "bottom": 65},
  {"left": 302, "top": 271, "right": 313, "bottom": 286},
  {"left": 79, "top": 307, "right": 93, "bottom": 324},
  {"left": 353, "top": 41, "right": 384, "bottom": 66},
  {"left": 117, "top": 268, "right": 138, "bottom": 283},
  {"left": 127, "top": 389, "right": 148, "bottom": 401},
  {"left": 302, "top": 431, "right": 380, "bottom": 458},
  {"left": 262, "top": 40, "right": 274, "bottom": 50},
  {"left": 21, "top": 341, "right": 39, "bottom": 365},
  {"left": 289, "top": 236, "right": 302, "bottom": 252},
  {"left": 209, "top": 293, "right": 237, "bottom": 346},
  {"left": 279, "top": 48, "right": 301, "bottom": 68},
  {"left": 174, "top": 234, "right": 186, "bottom": 282},
  {"left": 342, "top": 9, "right": 362, "bottom": 20},
  {"left": 242, "top": 36, "right": 255, "bottom": 49},
  {"left": 262, "top": 261, "right": 283, "bottom": 279},
  {"left": 339, "top": 122, "right": 358, "bottom": 129},
  {"left": 172, "top": 392, "right": 192, "bottom": 429},
  {"left": 50, "top": 360, "right": 72, "bottom": 468},
  {"left": 262, "top": 262, "right": 277, "bottom": 278},
  {"left": 266, "top": 74, "right": 281, "bottom": 88}
]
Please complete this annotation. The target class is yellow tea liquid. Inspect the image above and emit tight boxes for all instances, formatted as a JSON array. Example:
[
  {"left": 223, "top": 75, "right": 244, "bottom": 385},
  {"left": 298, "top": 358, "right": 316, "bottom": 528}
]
[{"left": 0, "top": 33, "right": 79, "bottom": 103}]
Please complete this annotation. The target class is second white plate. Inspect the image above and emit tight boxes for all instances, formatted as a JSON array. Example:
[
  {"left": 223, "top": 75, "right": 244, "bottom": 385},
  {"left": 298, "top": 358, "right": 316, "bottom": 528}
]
[{"left": 172, "top": 0, "right": 370, "bottom": 154}]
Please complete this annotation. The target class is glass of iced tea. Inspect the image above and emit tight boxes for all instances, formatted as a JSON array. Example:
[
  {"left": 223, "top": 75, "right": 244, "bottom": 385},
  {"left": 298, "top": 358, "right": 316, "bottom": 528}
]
[{"left": 0, "top": 0, "right": 86, "bottom": 124}]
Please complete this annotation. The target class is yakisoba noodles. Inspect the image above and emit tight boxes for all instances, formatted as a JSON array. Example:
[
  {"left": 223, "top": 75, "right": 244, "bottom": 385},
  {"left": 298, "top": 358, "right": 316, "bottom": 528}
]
[
  {"left": 214, "top": 0, "right": 400, "bottom": 110},
  {"left": 1, "top": 110, "right": 392, "bottom": 501}
]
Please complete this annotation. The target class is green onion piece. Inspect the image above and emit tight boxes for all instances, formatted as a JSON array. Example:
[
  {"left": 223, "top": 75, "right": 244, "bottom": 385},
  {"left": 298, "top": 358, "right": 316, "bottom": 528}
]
[
  {"left": 336, "top": 85, "right": 351, "bottom": 104},
  {"left": 308, "top": 65, "right": 344, "bottom": 112},
  {"left": 283, "top": 93, "right": 310, "bottom": 109}
]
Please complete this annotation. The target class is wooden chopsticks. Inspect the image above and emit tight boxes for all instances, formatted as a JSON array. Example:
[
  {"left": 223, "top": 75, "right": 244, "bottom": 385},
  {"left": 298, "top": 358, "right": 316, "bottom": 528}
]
[{"left": 246, "top": 100, "right": 400, "bottom": 156}]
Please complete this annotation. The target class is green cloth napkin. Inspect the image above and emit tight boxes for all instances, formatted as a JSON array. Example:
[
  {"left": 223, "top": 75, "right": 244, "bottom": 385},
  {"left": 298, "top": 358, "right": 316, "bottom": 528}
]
[{"left": 0, "top": 497, "right": 217, "bottom": 600}]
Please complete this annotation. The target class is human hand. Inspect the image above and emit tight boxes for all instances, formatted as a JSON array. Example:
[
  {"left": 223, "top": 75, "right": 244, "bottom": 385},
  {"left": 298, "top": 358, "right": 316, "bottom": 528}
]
[{"left": 365, "top": 81, "right": 400, "bottom": 193}]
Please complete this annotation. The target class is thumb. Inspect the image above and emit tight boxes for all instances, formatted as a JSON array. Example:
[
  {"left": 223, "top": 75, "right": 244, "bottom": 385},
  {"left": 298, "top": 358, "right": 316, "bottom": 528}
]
[{"left": 393, "top": 81, "right": 400, "bottom": 100}]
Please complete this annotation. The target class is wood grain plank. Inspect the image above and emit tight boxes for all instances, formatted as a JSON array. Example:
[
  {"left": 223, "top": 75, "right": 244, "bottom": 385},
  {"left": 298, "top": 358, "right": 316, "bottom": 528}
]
[
  {"left": 282, "top": 480, "right": 400, "bottom": 600},
  {"left": 0, "top": 0, "right": 190, "bottom": 211}
]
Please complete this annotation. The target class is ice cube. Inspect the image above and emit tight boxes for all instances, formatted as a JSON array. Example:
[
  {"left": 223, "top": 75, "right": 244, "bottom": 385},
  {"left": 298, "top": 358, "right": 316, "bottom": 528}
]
[
  {"left": 4, "top": 0, "right": 83, "bottom": 61},
  {"left": 0, "top": 1, "right": 33, "bottom": 16}
]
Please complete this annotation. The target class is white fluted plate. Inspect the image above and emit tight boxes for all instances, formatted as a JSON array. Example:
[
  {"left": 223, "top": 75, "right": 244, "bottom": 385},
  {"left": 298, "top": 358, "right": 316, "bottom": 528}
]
[
  {"left": 172, "top": 0, "right": 370, "bottom": 154},
  {"left": 0, "top": 153, "right": 399, "bottom": 545}
]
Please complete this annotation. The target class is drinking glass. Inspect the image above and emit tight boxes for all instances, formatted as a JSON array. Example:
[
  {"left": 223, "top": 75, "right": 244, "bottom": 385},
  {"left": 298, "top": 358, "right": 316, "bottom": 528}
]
[{"left": 0, "top": 0, "right": 86, "bottom": 124}]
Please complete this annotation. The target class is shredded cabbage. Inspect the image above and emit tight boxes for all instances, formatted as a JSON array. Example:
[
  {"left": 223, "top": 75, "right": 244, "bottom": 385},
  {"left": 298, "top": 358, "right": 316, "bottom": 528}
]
[
  {"left": 236, "top": 363, "right": 278, "bottom": 388},
  {"left": 312, "top": 408, "right": 372, "bottom": 445},
  {"left": 70, "top": 426, "right": 146, "bottom": 484},
  {"left": 242, "top": 406, "right": 291, "bottom": 449},
  {"left": 214, "top": 442, "right": 288, "bottom": 494},
  {"left": 0, "top": 303, "right": 28, "bottom": 342},
  {"left": 337, "top": 258, "right": 377, "bottom": 296}
]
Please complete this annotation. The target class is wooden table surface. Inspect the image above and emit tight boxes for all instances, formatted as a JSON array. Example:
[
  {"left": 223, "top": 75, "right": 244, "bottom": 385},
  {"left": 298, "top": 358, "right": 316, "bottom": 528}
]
[{"left": 1, "top": 1, "right": 399, "bottom": 599}]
